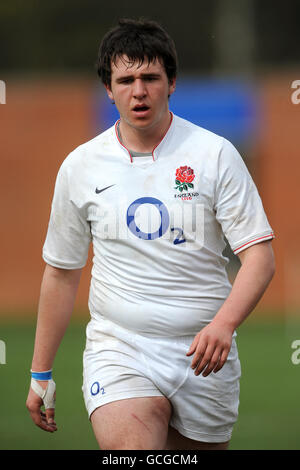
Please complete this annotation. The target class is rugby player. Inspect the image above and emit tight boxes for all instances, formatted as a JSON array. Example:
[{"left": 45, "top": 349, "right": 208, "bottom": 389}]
[{"left": 26, "top": 18, "right": 275, "bottom": 450}]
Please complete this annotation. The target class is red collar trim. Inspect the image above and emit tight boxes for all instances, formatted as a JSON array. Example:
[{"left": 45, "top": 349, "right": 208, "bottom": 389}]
[
  {"left": 152, "top": 112, "right": 173, "bottom": 161},
  {"left": 115, "top": 119, "right": 133, "bottom": 163},
  {"left": 114, "top": 112, "right": 174, "bottom": 163}
]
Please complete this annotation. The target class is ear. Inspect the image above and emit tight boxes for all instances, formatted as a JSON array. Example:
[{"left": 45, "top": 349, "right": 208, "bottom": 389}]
[
  {"left": 168, "top": 77, "right": 176, "bottom": 97},
  {"left": 104, "top": 83, "right": 114, "bottom": 102}
]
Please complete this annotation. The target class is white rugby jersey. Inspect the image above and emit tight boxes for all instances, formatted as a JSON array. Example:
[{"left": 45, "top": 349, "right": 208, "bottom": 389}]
[{"left": 43, "top": 113, "right": 274, "bottom": 336}]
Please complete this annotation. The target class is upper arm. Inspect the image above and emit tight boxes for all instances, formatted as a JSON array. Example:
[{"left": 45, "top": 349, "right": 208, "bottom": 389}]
[
  {"left": 214, "top": 139, "right": 274, "bottom": 255},
  {"left": 43, "top": 160, "right": 91, "bottom": 270},
  {"left": 44, "top": 263, "right": 83, "bottom": 286},
  {"left": 237, "top": 240, "right": 275, "bottom": 270}
]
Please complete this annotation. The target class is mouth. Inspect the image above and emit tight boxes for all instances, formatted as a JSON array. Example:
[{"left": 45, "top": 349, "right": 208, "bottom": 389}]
[{"left": 132, "top": 104, "right": 150, "bottom": 116}]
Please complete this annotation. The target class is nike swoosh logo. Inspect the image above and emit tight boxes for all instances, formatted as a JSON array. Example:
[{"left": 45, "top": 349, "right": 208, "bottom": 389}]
[{"left": 95, "top": 184, "right": 115, "bottom": 194}]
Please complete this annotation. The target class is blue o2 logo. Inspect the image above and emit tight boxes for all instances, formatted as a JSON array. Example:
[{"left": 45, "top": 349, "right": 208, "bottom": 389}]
[
  {"left": 90, "top": 381, "right": 105, "bottom": 396},
  {"left": 127, "top": 197, "right": 170, "bottom": 240}
]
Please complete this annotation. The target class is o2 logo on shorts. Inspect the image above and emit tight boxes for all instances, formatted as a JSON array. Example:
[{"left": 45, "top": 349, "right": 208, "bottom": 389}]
[
  {"left": 126, "top": 197, "right": 186, "bottom": 244},
  {"left": 90, "top": 381, "right": 105, "bottom": 396}
]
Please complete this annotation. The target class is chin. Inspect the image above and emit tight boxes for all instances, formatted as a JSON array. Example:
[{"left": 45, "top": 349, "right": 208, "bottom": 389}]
[{"left": 130, "top": 119, "right": 155, "bottom": 131}]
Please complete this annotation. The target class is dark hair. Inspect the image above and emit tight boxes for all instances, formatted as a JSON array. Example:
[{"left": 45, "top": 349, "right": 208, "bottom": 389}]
[{"left": 97, "top": 18, "right": 178, "bottom": 87}]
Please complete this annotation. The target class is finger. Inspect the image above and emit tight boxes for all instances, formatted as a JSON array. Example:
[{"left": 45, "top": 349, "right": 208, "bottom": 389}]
[
  {"left": 39, "top": 421, "right": 57, "bottom": 432},
  {"left": 29, "top": 407, "right": 56, "bottom": 433},
  {"left": 194, "top": 344, "right": 216, "bottom": 376},
  {"left": 191, "top": 341, "right": 208, "bottom": 370},
  {"left": 202, "top": 348, "right": 223, "bottom": 377},
  {"left": 27, "top": 398, "right": 56, "bottom": 433},
  {"left": 46, "top": 408, "right": 57, "bottom": 428},
  {"left": 37, "top": 418, "right": 57, "bottom": 432},
  {"left": 186, "top": 335, "right": 199, "bottom": 356},
  {"left": 40, "top": 411, "right": 56, "bottom": 425},
  {"left": 213, "top": 348, "right": 229, "bottom": 373}
]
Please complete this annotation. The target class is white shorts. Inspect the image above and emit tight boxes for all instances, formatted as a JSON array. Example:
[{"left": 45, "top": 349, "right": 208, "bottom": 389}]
[{"left": 82, "top": 317, "right": 241, "bottom": 443}]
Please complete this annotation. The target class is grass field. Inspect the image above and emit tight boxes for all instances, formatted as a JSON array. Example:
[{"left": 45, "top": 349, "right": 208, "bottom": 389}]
[{"left": 0, "top": 313, "right": 299, "bottom": 450}]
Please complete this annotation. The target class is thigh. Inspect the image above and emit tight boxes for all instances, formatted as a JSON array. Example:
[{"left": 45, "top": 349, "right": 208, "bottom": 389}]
[
  {"left": 169, "top": 337, "right": 241, "bottom": 444},
  {"left": 82, "top": 324, "right": 164, "bottom": 418},
  {"left": 166, "top": 426, "right": 229, "bottom": 450},
  {"left": 90, "top": 396, "right": 172, "bottom": 450}
]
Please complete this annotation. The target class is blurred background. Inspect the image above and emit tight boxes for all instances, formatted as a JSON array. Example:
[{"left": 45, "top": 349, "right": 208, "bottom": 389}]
[{"left": 0, "top": 0, "right": 299, "bottom": 450}]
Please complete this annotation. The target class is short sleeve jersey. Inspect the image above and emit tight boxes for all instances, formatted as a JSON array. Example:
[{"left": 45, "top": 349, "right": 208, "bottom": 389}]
[{"left": 43, "top": 114, "right": 274, "bottom": 336}]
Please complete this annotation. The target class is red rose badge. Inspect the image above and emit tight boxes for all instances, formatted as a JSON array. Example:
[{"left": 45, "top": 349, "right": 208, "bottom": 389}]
[{"left": 175, "top": 166, "right": 195, "bottom": 192}]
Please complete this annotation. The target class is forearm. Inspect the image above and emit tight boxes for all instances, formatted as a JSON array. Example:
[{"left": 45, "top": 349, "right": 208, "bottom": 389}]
[
  {"left": 213, "top": 242, "right": 275, "bottom": 332},
  {"left": 187, "top": 242, "right": 275, "bottom": 376},
  {"left": 31, "top": 264, "right": 82, "bottom": 371}
]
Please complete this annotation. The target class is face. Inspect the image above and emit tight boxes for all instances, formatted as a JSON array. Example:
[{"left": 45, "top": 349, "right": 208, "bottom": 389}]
[{"left": 105, "top": 55, "right": 176, "bottom": 133}]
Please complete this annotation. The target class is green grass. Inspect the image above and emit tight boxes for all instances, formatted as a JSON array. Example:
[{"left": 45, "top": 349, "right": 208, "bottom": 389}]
[
  {"left": 0, "top": 316, "right": 98, "bottom": 450},
  {"left": 0, "top": 313, "right": 299, "bottom": 449},
  {"left": 232, "top": 315, "right": 300, "bottom": 449}
]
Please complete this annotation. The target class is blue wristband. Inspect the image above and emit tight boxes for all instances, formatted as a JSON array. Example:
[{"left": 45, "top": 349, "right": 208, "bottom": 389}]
[{"left": 31, "top": 369, "right": 52, "bottom": 381}]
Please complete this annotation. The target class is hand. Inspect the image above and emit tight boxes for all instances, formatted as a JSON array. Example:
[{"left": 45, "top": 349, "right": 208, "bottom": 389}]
[
  {"left": 26, "top": 380, "right": 57, "bottom": 432},
  {"left": 186, "top": 320, "right": 233, "bottom": 377}
]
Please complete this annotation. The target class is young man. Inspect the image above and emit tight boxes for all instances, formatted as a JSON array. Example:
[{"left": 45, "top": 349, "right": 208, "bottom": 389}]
[{"left": 26, "top": 18, "right": 275, "bottom": 450}]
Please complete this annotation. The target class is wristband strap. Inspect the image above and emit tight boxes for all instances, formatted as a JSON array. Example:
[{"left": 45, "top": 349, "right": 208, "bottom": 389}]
[{"left": 30, "top": 369, "right": 52, "bottom": 381}]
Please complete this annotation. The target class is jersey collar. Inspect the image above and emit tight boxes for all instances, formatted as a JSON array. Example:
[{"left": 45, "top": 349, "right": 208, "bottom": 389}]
[{"left": 114, "top": 112, "right": 174, "bottom": 163}]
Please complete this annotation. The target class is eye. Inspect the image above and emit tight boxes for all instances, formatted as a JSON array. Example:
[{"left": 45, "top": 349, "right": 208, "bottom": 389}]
[
  {"left": 119, "top": 78, "right": 133, "bottom": 84},
  {"left": 144, "top": 76, "right": 158, "bottom": 81}
]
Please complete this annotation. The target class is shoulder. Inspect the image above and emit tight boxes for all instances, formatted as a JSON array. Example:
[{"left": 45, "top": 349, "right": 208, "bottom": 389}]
[
  {"left": 173, "top": 115, "right": 244, "bottom": 162},
  {"left": 60, "top": 125, "right": 116, "bottom": 172},
  {"left": 172, "top": 114, "right": 225, "bottom": 153}
]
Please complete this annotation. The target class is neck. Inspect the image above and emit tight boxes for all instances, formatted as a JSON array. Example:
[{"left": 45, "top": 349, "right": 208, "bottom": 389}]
[{"left": 119, "top": 111, "right": 172, "bottom": 153}]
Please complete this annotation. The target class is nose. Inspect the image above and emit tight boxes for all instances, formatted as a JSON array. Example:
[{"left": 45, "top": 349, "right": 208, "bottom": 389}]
[{"left": 132, "top": 79, "right": 147, "bottom": 99}]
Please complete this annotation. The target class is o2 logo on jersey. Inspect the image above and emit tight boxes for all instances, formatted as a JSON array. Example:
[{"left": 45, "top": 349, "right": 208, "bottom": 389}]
[
  {"left": 90, "top": 381, "right": 105, "bottom": 396},
  {"left": 127, "top": 197, "right": 170, "bottom": 241},
  {"left": 126, "top": 197, "right": 186, "bottom": 245}
]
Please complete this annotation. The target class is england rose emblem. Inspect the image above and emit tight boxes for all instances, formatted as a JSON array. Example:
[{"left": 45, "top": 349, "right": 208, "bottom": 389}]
[{"left": 175, "top": 166, "right": 195, "bottom": 192}]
